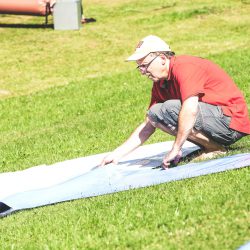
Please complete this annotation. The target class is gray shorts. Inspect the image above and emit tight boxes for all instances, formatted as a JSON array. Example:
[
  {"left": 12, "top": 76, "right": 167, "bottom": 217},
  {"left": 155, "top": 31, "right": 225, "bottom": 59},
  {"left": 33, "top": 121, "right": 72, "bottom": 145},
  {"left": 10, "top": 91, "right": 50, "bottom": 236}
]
[{"left": 147, "top": 100, "right": 245, "bottom": 146}]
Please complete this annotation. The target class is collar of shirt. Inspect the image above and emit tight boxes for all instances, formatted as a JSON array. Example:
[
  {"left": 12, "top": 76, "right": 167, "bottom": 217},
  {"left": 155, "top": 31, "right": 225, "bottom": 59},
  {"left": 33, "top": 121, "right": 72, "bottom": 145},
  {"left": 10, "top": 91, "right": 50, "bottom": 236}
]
[
  {"left": 167, "top": 56, "right": 175, "bottom": 81},
  {"left": 158, "top": 56, "right": 176, "bottom": 88}
]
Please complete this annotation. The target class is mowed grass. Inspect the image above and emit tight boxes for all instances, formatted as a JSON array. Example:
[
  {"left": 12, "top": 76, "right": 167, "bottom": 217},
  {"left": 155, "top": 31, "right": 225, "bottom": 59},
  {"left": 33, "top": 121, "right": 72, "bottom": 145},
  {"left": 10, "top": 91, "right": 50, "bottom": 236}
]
[{"left": 0, "top": 0, "right": 249, "bottom": 249}]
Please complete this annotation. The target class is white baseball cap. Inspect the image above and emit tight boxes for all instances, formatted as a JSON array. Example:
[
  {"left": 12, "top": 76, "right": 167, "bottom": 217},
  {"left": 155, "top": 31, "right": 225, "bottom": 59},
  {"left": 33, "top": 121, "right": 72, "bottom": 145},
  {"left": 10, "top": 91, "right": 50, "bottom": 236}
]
[{"left": 126, "top": 35, "right": 171, "bottom": 61}]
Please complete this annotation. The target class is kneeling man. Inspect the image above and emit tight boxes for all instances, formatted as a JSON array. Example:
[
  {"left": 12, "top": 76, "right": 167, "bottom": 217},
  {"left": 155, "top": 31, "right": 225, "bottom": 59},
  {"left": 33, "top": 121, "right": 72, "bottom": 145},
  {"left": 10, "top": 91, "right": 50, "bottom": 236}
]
[{"left": 101, "top": 35, "right": 250, "bottom": 169}]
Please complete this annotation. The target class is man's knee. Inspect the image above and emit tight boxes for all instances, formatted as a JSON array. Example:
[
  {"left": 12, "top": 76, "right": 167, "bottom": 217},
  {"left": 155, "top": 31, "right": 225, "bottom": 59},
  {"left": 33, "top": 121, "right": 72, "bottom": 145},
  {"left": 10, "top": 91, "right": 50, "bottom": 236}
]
[
  {"left": 148, "top": 100, "right": 180, "bottom": 125},
  {"left": 147, "top": 100, "right": 181, "bottom": 128},
  {"left": 147, "top": 103, "right": 163, "bottom": 127}
]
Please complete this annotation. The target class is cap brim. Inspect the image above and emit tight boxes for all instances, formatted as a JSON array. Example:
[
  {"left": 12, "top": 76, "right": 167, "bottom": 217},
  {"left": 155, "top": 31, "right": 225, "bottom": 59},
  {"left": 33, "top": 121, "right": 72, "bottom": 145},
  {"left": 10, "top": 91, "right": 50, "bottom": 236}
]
[{"left": 126, "top": 52, "right": 149, "bottom": 61}]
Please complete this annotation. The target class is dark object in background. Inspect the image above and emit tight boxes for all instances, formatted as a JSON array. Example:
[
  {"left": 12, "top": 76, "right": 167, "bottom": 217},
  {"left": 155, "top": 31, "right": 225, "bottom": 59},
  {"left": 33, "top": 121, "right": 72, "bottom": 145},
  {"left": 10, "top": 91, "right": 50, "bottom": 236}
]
[{"left": 81, "top": 17, "right": 96, "bottom": 24}]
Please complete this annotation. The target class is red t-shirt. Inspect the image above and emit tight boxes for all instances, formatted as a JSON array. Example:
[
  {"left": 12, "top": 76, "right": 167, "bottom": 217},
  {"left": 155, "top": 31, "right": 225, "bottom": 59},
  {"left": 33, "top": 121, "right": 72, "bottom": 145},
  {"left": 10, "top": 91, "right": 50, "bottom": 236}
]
[{"left": 149, "top": 55, "right": 250, "bottom": 134}]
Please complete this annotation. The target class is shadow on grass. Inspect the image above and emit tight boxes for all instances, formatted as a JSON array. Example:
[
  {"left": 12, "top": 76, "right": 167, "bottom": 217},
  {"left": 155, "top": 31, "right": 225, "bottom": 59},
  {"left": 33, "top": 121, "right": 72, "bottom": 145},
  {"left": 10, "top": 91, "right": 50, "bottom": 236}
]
[
  {"left": 118, "top": 148, "right": 202, "bottom": 170},
  {"left": 0, "top": 23, "right": 53, "bottom": 29}
]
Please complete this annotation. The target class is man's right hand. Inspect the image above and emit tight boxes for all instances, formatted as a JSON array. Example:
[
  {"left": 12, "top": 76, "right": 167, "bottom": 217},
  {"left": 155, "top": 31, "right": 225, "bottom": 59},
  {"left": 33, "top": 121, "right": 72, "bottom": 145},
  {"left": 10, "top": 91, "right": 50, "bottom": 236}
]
[
  {"left": 100, "top": 153, "right": 119, "bottom": 167},
  {"left": 100, "top": 118, "right": 155, "bottom": 167}
]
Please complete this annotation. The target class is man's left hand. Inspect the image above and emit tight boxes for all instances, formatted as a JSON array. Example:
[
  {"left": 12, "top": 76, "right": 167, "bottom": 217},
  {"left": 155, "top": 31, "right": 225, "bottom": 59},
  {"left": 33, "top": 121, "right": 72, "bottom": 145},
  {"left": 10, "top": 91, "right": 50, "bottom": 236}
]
[{"left": 162, "top": 148, "right": 182, "bottom": 169}]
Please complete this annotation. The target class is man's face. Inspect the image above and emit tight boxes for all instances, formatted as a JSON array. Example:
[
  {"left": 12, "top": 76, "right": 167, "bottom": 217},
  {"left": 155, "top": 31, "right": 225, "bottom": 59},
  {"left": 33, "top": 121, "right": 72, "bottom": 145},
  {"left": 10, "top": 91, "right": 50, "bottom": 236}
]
[{"left": 136, "top": 53, "right": 166, "bottom": 82}]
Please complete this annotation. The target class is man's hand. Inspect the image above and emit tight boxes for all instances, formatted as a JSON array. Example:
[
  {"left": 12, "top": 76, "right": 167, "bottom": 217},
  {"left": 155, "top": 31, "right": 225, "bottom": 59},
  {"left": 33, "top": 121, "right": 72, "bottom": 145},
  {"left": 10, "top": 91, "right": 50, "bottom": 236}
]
[
  {"left": 100, "top": 153, "right": 120, "bottom": 167},
  {"left": 100, "top": 118, "right": 155, "bottom": 168},
  {"left": 161, "top": 148, "right": 182, "bottom": 169}
]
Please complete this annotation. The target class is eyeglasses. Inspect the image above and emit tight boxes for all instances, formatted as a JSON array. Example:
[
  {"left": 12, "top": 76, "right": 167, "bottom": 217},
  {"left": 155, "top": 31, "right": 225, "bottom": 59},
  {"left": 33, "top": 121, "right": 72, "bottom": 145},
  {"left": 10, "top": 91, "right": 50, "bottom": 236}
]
[{"left": 136, "top": 55, "right": 159, "bottom": 74}]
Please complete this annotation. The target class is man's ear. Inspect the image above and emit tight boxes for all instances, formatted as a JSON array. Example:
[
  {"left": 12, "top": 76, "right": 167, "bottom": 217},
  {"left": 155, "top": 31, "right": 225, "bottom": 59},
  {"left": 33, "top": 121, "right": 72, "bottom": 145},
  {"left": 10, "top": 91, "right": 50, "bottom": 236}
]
[{"left": 160, "top": 54, "right": 167, "bottom": 65}]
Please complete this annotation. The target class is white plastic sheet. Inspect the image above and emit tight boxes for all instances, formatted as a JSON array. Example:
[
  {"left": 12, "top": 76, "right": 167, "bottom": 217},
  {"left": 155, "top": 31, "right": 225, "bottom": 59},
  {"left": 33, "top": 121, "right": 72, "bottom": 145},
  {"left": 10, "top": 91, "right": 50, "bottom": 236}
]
[{"left": 0, "top": 141, "right": 249, "bottom": 217}]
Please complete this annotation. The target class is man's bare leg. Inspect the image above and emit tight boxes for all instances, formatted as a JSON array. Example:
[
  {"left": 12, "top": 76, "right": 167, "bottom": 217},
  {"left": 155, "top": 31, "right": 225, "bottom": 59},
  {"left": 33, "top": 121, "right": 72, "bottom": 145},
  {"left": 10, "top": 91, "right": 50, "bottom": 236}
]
[
  {"left": 152, "top": 121, "right": 226, "bottom": 160},
  {"left": 188, "top": 129, "right": 226, "bottom": 152},
  {"left": 188, "top": 129, "right": 226, "bottom": 160}
]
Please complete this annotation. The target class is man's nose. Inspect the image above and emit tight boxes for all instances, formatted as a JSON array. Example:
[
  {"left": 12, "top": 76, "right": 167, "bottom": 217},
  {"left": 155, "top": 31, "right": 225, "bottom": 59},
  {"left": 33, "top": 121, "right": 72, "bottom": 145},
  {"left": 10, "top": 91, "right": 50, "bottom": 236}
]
[{"left": 139, "top": 68, "right": 146, "bottom": 75}]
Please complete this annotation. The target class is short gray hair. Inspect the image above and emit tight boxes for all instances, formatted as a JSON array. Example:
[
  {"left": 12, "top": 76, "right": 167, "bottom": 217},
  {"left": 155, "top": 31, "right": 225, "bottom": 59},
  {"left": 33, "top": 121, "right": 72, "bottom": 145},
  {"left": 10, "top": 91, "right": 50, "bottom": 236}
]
[{"left": 151, "top": 51, "right": 175, "bottom": 59}]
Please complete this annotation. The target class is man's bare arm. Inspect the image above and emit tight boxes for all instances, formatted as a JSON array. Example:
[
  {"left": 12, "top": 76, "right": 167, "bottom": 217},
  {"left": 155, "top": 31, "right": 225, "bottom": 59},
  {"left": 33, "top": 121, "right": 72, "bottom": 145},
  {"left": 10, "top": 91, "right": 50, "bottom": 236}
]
[
  {"left": 100, "top": 117, "right": 156, "bottom": 166},
  {"left": 162, "top": 96, "right": 199, "bottom": 167},
  {"left": 173, "top": 96, "right": 199, "bottom": 150}
]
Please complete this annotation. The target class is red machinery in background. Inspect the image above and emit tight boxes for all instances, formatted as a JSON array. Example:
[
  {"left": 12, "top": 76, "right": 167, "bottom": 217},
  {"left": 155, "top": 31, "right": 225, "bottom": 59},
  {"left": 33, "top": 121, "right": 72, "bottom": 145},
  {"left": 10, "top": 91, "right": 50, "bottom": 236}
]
[
  {"left": 0, "top": 0, "right": 56, "bottom": 24},
  {"left": 0, "top": 0, "right": 95, "bottom": 29}
]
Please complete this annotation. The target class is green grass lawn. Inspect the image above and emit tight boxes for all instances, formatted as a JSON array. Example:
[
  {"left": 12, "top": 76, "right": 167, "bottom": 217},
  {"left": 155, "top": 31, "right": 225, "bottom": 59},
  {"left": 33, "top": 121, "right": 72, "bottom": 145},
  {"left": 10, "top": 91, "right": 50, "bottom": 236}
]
[{"left": 0, "top": 0, "right": 249, "bottom": 249}]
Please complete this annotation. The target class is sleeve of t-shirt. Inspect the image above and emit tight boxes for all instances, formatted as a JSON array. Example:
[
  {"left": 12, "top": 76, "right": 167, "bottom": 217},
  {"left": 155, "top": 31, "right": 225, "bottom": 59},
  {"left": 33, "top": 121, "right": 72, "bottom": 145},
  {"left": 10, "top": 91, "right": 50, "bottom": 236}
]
[{"left": 173, "top": 63, "right": 206, "bottom": 102}]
